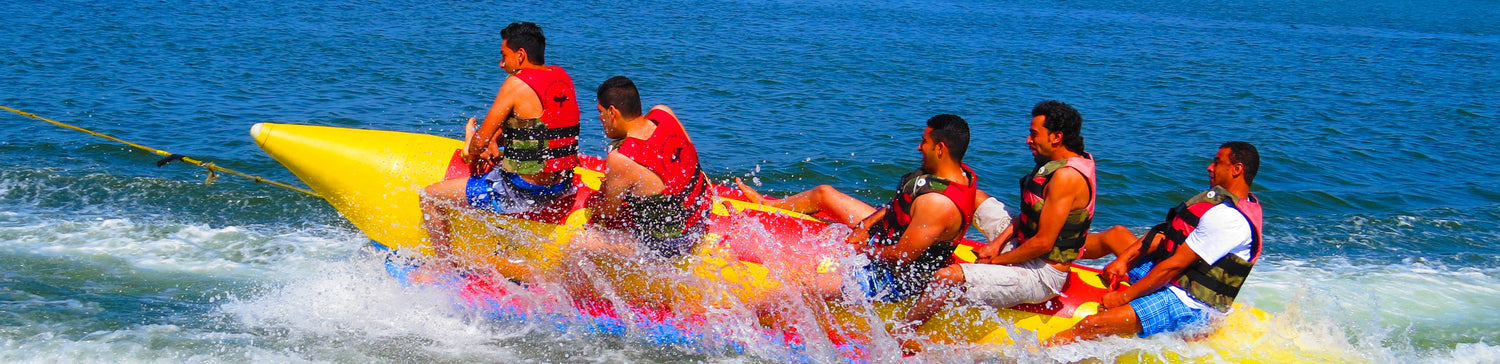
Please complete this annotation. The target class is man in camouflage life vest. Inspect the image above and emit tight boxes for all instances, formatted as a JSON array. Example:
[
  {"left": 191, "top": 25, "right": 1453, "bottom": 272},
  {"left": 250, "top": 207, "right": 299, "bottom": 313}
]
[
  {"left": 420, "top": 22, "right": 582, "bottom": 267},
  {"left": 1049, "top": 142, "right": 1264, "bottom": 344},
  {"left": 737, "top": 115, "right": 979, "bottom": 304}
]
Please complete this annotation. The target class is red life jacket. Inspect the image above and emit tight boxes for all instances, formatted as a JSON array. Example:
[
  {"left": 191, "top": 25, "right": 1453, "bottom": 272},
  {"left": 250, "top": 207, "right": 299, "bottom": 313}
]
[
  {"left": 867, "top": 164, "right": 979, "bottom": 292},
  {"left": 870, "top": 164, "right": 980, "bottom": 244},
  {"left": 614, "top": 109, "right": 713, "bottom": 248},
  {"left": 1016, "top": 154, "right": 1097, "bottom": 264},
  {"left": 1140, "top": 186, "right": 1264, "bottom": 312},
  {"left": 500, "top": 65, "right": 580, "bottom": 174}
]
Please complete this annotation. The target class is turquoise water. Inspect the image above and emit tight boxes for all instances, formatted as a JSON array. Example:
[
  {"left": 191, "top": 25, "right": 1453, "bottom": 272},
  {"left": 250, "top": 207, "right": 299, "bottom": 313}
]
[{"left": 2, "top": 0, "right": 1497, "bottom": 362}]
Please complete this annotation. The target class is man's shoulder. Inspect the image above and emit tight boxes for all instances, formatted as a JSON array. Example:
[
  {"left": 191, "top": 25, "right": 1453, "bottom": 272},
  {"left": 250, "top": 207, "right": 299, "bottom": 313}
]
[
  {"left": 909, "top": 192, "right": 964, "bottom": 223},
  {"left": 498, "top": 75, "right": 537, "bottom": 95},
  {"left": 1042, "top": 165, "right": 1089, "bottom": 197},
  {"left": 1050, "top": 163, "right": 1087, "bottom": 180},
  {"left": 604, "top": 151, "right": 641, "bottom": 171},
  {"left": 1184, "top": 204, "right": 1254, "bottom": 263},
  {"left": 1193, "top": 205, "right": 1253, "bottom": 242},
  {"left": 1202, "top": 204, "right": 1250, "bottom": 225}
]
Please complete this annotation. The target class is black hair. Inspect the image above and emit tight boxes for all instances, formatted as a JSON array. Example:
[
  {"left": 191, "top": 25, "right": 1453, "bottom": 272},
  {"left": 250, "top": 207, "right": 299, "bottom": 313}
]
[
  {"left": 926, "top": 114, "right": 970, "bottom": 161},
  {"left": 1031, "top": 100, "right": 1085, "bottom": 153},
  {"left": 596, "top": 76, "right": 643, "bottom": 118},
  {"left": 500, "top": 22, "right": 545, "bottom": 65},
  {"left": 1220, "top": 141, "right": 1260, "bottom": 185}
]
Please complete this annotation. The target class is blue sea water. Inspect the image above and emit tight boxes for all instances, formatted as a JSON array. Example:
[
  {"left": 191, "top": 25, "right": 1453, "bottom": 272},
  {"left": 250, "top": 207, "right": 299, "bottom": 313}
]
[{"left": 1, "top": 0, "right": 1497, "bottom": 362}]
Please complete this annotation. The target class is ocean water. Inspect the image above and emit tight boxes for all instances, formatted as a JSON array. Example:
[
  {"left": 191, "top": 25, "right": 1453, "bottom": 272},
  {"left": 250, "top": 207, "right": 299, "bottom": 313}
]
[{"left": 1, "top": 0, "right": 1497, "bottom": 362}]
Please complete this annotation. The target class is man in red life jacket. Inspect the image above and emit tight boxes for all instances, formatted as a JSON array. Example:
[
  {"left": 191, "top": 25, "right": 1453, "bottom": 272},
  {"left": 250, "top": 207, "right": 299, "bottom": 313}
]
[
  {"left": 736, "top": 114, "right": 978, "bottom": 303},
  {"left": 586, "top": 76, "right": 713, "bottom": 259},
  {"left": 896, "top": 101, "right": 1096, "bottom": 353},
  {"left": 419, "top": 22, "right": 581, "bottom": 264},
  {"left": 1048, "top": 142, "right": 1264, "bottom": 344}
]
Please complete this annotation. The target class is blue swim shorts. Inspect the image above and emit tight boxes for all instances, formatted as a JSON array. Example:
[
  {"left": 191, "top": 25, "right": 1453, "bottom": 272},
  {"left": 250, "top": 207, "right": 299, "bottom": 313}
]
[
  {"left": 638, "top": 224, "right": 706, "bottom": 260},
  {"left": 1127, "top": 262, "right": 1210, "bottom": 338},
  {"left": 848, "top": 263, "right": 916, "bottom": 302},
  {"left": 465, "top": 170, "right": 574, "bottom": 214}
]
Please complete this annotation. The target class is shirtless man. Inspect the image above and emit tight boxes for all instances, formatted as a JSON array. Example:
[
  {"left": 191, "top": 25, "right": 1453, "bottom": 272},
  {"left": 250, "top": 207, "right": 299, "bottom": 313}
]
[{"left": 420, "top": 22, "right": 582, "bottom": 264}]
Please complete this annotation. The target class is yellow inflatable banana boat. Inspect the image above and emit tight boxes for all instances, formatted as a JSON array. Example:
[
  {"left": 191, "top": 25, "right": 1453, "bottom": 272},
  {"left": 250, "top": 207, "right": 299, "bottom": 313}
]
[{"left": 251, "top": 122, "right": 1354, "bottom": 362}]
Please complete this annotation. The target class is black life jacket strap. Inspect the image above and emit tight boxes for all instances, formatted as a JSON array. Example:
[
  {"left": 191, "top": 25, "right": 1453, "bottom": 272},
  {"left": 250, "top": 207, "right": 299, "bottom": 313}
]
[
  {"left": 1137, "top": 223, "right": 1172, "bottom": 265},
  {"left": 1181, "top": 265, "right": 1243, "bottom": 297},
  {"left": 1221, "top": 197, "right": 1264, "bottom": 263},
  {"left": 502, "top": 143, "right": 579, "bottom": 162},
  {"left": 502, "top": 124, "right": 581, "bottom": 142},
  {"left": 1054, "top": 235, "right": 1087, "bottom": 251}
]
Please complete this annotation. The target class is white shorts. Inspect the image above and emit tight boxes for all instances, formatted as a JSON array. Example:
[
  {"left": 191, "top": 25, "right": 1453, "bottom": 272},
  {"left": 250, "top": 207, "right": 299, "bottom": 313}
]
[{"left": 961, "top": 258, "right": 1069, "bottom": 308}]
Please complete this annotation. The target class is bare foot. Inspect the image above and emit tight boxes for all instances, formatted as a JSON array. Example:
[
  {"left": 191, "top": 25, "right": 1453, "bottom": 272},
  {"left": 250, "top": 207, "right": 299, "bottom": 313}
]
[
  {"left": 734, "top": 177, "right": 766, "bottom": 205},
  {"left": 891, "top": 320, "right": 923, "bottom": 356},
  {"left": 463, "top": 117, "right": 478, "bottom": 157},
  {"left": 899, "top": 338, "right": 923, "bottom": 356}
]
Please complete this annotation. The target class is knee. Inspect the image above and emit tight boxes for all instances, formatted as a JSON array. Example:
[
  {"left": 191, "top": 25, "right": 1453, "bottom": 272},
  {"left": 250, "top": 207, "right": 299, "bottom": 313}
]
[
  {"left": 811, "top": 185, "right": 839, "bottom": 197},
  {"left": 420, "top": 185, "right": 443, "bottom": 205},
  {"left": 419, "top": 196, "right": 439, "bottom": 214},
  {"left": 933, "top": 265, "right": 966, "bottom": 286},
  {"left": 1073, "top": 315, "right": 1106, "bottom": 331},
  {"left": 1104, "top": 226, "right": 1138, "bottom": 248}
]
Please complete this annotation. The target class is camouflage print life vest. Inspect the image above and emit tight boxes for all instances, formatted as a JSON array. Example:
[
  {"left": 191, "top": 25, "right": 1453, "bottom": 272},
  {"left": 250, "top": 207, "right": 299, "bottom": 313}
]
[
  {"left": 1138, "top": 186, "right": 1264, "bottom": 312},
  {"left": 1015, "top": 154, "right": 1097, "bottom": 264}
]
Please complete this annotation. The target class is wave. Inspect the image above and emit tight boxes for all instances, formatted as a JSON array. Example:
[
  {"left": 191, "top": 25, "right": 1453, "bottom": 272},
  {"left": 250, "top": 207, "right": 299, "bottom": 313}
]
[
  {"left": 0, "top": 207, "right": 1494, "bottom": 362},
  {"left": 0, "top": 215, "right": 357, "bottom": 278},
  {"left": 0, "top": 167, "right": 338, "bottom": 228}
]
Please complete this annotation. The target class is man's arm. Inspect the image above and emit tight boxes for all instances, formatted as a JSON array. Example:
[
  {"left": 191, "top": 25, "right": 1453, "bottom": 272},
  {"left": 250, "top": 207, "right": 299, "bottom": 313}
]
[
  {"left": 1102, "top": 242, "right": 1197, "bottom": 308},
  {"left": 861, "top": 193, "right": 962, "bottom": 266},
  {"left": 465, "top": 76, "right": 528, "bottom": 159},
  {"left": 845, "top": 206, "right": 888, "bottom": 244},
  {"left": 1102, "top": 235, "right": 1148, "bottom": 286},
  {"left": 589, "top": 152, "right": 645, "bottom": 224},
  {"left": 987, "top": 167, "right": 1088, "bottom": 265}
]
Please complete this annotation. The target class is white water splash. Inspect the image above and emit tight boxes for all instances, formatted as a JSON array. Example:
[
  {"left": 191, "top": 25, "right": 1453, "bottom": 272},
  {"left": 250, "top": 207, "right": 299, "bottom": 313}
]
[{"left": 0, "top": 216, "right": 355, "bottom": 279}]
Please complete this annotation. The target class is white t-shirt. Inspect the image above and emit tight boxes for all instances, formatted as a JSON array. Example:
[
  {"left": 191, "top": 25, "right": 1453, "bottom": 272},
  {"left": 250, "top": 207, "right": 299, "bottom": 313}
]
[{"left": 1165, "top": 203, "right": 1254, "bottom": 311}]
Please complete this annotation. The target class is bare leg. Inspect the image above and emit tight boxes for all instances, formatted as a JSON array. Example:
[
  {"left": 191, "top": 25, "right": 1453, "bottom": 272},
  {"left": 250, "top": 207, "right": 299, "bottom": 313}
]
[
  {"left": 556, "top": 229, "right": 619, "bottom": 309},
  {"left": 762, "top": 185, "right": 876, "bottom": 226},
  {"left": 733, "top": 178, "right": 767, "bottom": 205},
  {"left": 896, "top": 264, "right": 967, "bottom": 354},
  {"left": 1080, "top": 225, "right": 1140, "bottom": 260},
  {"left": 1046, "top": 304, "right": 1143, "bottom": 345},
  {"left": 420, "top": 178, "right": 472, "bottom": 264}
]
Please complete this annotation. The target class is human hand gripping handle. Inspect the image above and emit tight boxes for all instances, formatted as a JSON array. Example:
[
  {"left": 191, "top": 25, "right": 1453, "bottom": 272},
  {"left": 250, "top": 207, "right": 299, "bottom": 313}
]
[
  {"left": 845, "top": 225, "right": 871, "bottom": 245},
  {"left": 846, "top": 207, "right": 888, "bottom": 246},
  {"left": 1100, "top": 257, "right": 1135, "bottom": 308},
  {"left": 973, "top": 240, "right": 1003, "bottom": 264},
  {"left": 1103, "top": 258, "right": 1130, "bottom": 290}
]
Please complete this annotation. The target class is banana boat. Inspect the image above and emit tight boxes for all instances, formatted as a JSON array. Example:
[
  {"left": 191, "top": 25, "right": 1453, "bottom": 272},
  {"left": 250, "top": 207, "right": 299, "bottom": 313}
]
[{"left": 251, "top": 123, "right": 1352, "bottom": 362}]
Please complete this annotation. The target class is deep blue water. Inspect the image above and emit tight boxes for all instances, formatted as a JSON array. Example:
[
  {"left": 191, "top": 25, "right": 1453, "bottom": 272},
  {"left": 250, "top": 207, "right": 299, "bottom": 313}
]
[{"left": 1, "top": 0, "right": 1496, "bottom": 362}]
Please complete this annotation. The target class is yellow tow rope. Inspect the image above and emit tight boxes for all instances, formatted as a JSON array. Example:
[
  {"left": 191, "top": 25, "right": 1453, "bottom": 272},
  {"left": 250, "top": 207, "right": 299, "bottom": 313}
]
[{"left": 1, "top": 105, "right": 321, "bottom": 198}]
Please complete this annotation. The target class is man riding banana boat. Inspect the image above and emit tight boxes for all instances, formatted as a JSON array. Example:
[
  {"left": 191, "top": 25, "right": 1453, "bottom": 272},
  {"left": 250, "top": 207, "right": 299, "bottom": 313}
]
[{"left": 245, "top": 20, "right": 1345, "bottom": 362}]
